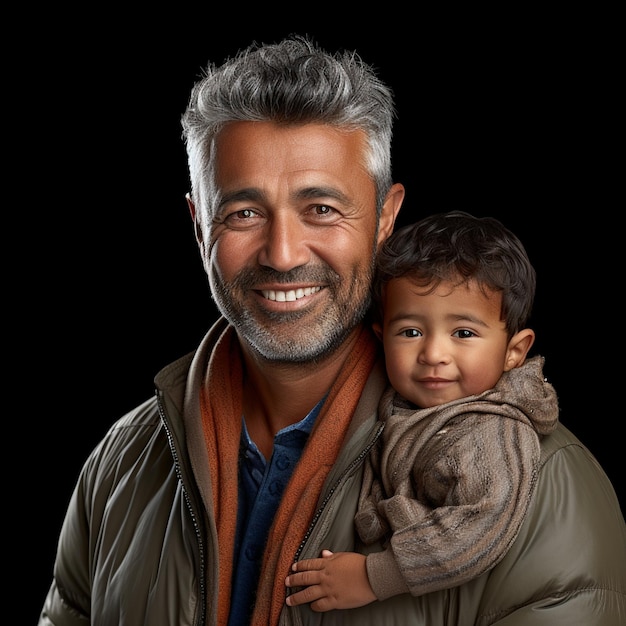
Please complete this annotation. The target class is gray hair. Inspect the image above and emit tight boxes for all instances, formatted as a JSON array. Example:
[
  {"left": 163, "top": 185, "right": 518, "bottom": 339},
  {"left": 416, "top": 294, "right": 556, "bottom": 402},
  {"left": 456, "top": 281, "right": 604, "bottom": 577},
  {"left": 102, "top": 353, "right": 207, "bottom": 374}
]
[{"left": 181, "top": 35, "right": 396, "bottom": 217}]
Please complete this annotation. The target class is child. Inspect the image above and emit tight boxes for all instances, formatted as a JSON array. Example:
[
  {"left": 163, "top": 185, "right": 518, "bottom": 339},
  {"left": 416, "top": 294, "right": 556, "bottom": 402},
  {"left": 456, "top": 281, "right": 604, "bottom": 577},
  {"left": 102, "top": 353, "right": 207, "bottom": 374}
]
[{"left": 285, "top": 210, "right": 559, "bottom": 610}]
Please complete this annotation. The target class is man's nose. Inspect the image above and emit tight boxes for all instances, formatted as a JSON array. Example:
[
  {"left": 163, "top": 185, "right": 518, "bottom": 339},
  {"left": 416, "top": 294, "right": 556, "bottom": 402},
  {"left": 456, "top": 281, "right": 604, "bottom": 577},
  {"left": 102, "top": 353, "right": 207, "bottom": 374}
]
[{"left": 257, "top": 213, "right": 311, "bottom": 271}]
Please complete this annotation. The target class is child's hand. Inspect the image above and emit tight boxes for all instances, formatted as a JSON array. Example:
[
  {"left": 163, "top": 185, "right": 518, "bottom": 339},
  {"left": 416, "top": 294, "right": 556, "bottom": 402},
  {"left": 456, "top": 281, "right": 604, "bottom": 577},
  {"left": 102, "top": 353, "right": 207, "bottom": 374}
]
[{"left": 285, "top": 549, "right": 376, "bottom": 611}]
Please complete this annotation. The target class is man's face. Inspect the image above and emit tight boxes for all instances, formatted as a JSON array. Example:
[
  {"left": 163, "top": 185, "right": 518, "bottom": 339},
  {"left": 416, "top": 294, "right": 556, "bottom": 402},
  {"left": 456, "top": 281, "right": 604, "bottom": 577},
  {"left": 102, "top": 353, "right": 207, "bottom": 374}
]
[{"left": 199, "top": 121, "right": 387, "bottom": 363}]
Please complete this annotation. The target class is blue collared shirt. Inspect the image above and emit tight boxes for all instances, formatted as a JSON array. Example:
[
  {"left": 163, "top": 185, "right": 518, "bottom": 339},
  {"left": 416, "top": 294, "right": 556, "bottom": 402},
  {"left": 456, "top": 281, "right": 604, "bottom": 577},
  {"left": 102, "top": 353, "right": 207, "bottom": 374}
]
[{"left": 227, "top": 398, "right": 325, "bottom": 625}]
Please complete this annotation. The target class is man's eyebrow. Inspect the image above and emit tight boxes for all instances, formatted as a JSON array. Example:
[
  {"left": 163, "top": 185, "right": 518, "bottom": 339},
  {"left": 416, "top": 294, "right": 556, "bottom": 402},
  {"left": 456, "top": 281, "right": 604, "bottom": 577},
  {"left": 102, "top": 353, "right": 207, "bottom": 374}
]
[
  {"left": 218, "top": 188, "right": 264, "bottom": 208},
  {"left": 295, "top": 186, "right": 350, "bottom": 203},
  {"left": 218, "top": 186, "right": 351, "bottom": 208}
]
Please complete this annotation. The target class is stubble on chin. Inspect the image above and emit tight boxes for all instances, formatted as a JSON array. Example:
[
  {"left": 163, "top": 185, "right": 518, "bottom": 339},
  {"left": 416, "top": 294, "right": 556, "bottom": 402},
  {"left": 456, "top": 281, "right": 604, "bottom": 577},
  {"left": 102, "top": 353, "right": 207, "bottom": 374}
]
[{"left": 210, "top": 263, "right": 374, "bottom": 363}]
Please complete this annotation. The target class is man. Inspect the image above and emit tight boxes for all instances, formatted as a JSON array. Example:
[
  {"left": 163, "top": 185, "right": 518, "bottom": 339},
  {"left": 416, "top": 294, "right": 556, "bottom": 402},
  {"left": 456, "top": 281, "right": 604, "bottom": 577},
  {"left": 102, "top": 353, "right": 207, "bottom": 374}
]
[{"left": 39, "top": 35, "right": 626, "bottom": 625}]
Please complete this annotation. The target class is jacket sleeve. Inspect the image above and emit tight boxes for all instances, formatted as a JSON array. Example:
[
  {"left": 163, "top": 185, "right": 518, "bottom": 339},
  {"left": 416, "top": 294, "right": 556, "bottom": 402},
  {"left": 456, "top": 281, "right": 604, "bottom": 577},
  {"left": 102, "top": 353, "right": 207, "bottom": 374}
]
[
  {"left": 474, "top": 424, "right": 626, "bottom": 625},
  {"left": 38, "top": 454, "right": 96, "bottom": 625},
  {"left": 38, "top": 398, "right": 190, "bottom": 626},
  {"left": 39, "top": 580, "right": 90, "bottom": 626}
]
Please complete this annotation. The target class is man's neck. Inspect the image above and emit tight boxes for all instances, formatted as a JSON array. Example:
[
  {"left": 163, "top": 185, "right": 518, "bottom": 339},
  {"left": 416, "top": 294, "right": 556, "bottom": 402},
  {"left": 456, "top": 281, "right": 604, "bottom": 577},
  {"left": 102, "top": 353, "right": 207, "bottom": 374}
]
[{"left": 240, "top": 326, "right": 363, "bottom": 457}]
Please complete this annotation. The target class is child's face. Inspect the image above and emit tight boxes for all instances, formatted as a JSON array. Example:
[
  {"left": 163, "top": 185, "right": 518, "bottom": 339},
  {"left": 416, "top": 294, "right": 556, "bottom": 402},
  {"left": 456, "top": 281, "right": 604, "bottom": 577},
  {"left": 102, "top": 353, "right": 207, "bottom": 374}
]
[{"left": 376, "top": 276, "right": 516, "bottom": 408}]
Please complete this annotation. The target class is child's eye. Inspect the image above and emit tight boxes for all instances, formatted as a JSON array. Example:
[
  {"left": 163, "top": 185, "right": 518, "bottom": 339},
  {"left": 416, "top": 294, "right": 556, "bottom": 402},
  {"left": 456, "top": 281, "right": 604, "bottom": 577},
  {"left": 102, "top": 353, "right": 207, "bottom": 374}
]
[
  {"left": 402, "top": 329, "right": 421, "bottom": 338},
  {"left": 453, "top": 329, "right": 476, "bottom": 339}
]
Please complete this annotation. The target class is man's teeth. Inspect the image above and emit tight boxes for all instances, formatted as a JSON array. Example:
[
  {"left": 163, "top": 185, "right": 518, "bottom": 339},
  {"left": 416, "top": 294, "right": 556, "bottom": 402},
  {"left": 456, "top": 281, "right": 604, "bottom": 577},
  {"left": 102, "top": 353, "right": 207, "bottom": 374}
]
[{"left": 261, "top": 286, "right": 322, "bottom": 302}]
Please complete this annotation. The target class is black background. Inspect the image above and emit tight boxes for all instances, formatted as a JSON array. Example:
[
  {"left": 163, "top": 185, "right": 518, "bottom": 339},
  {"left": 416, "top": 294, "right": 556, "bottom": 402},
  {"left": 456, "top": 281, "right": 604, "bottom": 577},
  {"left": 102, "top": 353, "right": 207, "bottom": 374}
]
[{"left": 32, "top": 15, "right": 620, "bottom": 620}]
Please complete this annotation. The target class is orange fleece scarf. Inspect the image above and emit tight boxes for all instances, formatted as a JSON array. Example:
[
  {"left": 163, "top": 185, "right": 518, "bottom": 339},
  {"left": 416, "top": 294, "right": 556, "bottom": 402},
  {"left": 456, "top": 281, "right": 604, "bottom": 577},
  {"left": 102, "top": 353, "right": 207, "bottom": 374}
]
[{"left": 200, "top": 324, "right": 377, "bottom": 625}]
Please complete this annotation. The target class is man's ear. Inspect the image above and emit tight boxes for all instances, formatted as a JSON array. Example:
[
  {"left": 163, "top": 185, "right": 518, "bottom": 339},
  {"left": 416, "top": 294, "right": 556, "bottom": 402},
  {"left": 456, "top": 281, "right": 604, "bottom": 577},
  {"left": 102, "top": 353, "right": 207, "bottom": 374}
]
[
  {"left": 377, "top": 183, "right": 405, "bottom": 246},
  {"left": 186, "top": 193, "right": 203, "bottom": 244},
  {"left": 503, "top": 328, "right": 535, "bottom": 371}
]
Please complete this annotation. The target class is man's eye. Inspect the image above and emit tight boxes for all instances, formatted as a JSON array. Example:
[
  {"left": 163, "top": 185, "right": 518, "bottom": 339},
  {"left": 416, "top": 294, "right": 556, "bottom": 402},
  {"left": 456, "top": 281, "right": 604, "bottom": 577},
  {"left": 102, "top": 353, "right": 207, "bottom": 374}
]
[
  {"left": 236, "top": 209, "right": 257, "bottom": 219},
  {"left": 218, "top": 207, "right": 264, "bottom": 230},
  {"left": 224, "top": 208, "right": 260, "bottom": 223},
  {"left": 314, "top": 205, "right": 333, "bottom": 216}
]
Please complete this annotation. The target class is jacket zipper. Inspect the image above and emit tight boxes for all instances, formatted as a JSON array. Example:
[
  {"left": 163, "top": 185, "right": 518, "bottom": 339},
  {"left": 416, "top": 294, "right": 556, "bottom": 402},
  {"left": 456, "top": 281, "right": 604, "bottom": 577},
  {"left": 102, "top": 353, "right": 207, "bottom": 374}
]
[
  {"left": 293, "top": 421, "right": 385, "bottom": 563},
  {"left": 157, "top": 389, "right": 207, "bottom": 626}
]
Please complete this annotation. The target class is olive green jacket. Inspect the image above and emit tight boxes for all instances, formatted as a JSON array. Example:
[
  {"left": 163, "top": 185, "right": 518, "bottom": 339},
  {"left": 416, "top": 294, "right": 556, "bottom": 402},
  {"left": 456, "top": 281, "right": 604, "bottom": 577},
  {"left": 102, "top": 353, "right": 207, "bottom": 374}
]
[{"left": 39, "top": 318, "right": 626, "bottom": 625}]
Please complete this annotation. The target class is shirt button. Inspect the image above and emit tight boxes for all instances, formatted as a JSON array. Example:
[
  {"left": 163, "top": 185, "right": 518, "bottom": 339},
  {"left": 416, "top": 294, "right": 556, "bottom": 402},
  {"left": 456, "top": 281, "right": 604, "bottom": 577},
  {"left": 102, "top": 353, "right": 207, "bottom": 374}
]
[
  {"left": 269, "top": 480, "right": 283, "bottom": 496},
  {"left": 276, "top": 454, "right": 290, "bottom": 471}
]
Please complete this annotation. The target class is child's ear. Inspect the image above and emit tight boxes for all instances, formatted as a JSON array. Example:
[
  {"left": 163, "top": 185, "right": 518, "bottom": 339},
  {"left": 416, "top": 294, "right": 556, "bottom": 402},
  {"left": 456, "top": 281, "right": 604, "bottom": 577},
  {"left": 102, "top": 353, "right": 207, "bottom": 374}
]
[
  {"left": 504, "top": 328, "right": 535, "bottom": 371},
  {"left": 372, "top": 322, "right": 383, "bottom": 342}
]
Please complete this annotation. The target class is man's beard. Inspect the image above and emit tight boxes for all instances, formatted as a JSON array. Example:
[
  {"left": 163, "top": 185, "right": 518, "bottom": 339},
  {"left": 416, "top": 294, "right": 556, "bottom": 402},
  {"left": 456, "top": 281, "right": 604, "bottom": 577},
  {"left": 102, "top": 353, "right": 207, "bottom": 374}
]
[{"left": 209, "top": 263, "right": 374, "bottom": 363}]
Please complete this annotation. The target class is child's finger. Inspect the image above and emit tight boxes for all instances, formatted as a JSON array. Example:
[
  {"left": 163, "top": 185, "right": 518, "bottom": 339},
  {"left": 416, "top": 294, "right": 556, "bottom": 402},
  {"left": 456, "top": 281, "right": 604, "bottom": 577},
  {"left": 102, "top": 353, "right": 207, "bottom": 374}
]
[
  {"left": 291, "top": 557, "right": 324, "bottom": 572},
  {"left": 285, "top": 583, "right": 323, "bottom": 607}
]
